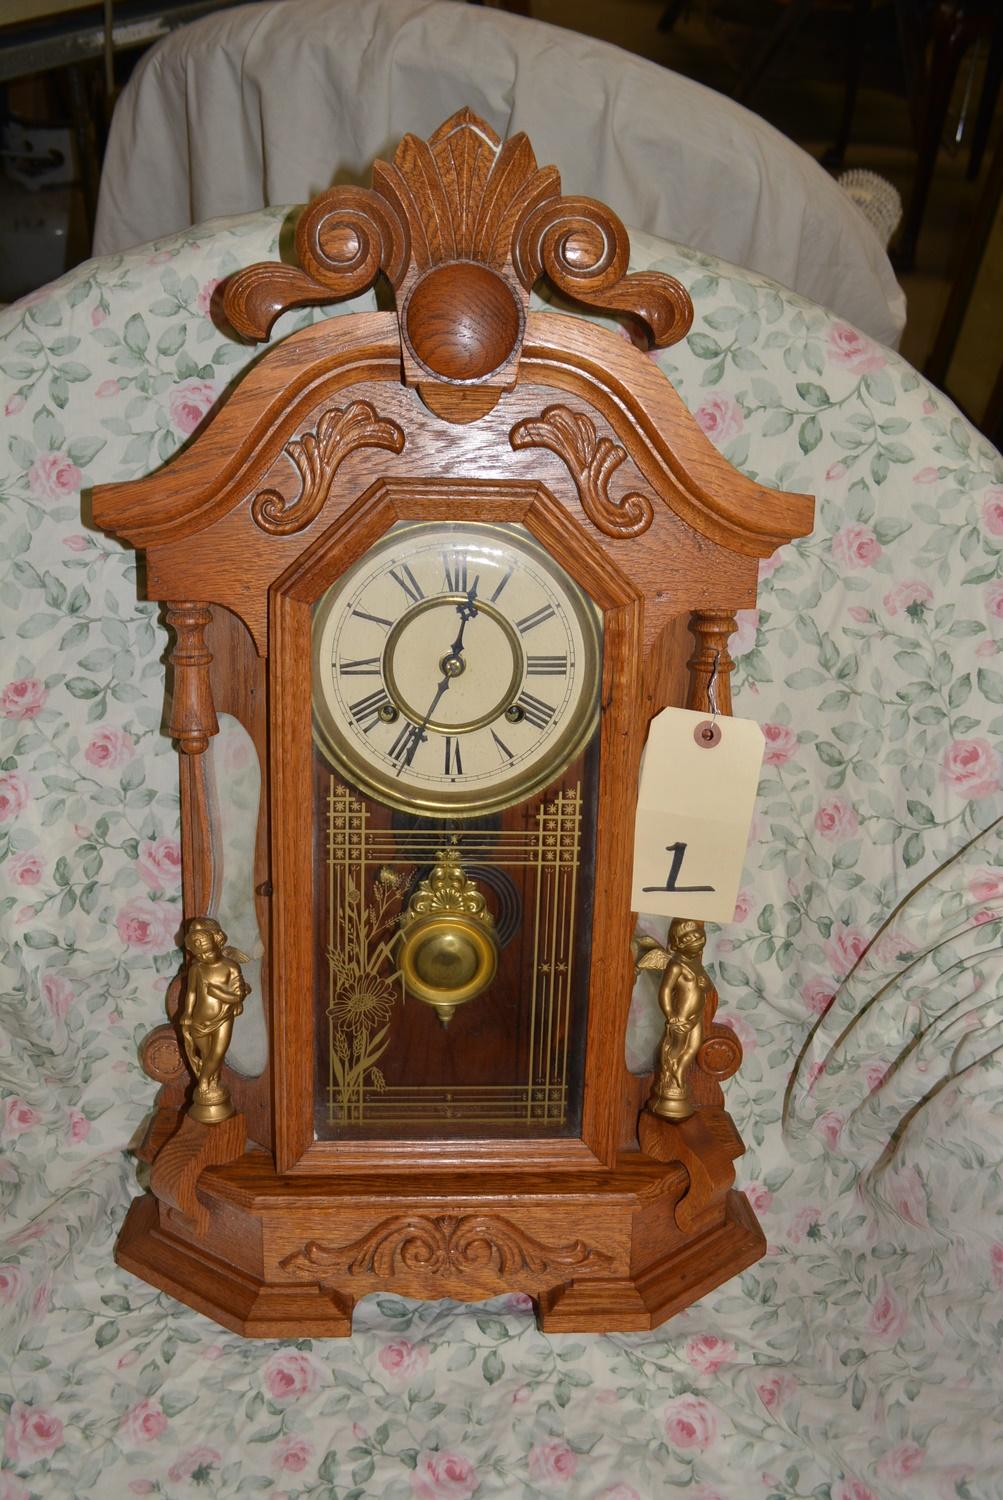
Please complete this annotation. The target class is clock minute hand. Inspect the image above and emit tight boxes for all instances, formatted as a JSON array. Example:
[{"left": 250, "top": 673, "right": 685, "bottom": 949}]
[
  {"left": 396, "top": 577, "right": 481, "bottom": 775},
  {"left": 396, "top": 669, "right": 450, "bottom": 775}
]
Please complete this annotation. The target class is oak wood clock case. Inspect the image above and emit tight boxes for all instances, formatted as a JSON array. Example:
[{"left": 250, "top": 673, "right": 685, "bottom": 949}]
[{"left": 94, "top": 110, "right": 814, "bottom": 1337}]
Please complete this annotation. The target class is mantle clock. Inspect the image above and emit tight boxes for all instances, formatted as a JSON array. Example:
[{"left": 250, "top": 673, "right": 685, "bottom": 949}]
[{"left": 94, "top": 110, "right": 813, "bottom": 1337}]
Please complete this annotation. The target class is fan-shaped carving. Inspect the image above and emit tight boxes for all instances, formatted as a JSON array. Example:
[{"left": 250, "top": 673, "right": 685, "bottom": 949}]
[
  {"left": 372, "top": 111, "right": 558, "bottom": 273},
  {"left": 223, "top": 108, "right": 693, "bottom": 360}
]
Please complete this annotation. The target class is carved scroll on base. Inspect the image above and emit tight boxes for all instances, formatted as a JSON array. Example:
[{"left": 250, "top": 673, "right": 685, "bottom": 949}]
[{"left": 280, "top": 1213, "right": 613, "bottom": 1280}]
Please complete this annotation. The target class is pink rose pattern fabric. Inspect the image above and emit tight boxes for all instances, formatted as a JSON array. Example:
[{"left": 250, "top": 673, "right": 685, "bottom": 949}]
[{"left": 0, "top": 215, "right": 1001, "bottom": 1498}]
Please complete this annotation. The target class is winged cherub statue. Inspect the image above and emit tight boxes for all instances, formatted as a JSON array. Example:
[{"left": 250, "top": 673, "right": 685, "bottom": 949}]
[
  {"left": 634, "top": 918, "right": 712, "bottom": 1121},
  {"left": 178, "top": 917, "right": 251, "bottom": 1124}
]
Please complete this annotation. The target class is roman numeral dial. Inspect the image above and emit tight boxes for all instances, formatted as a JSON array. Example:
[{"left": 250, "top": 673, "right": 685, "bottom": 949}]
[{"left": 312, "top": 522, "right": 601, "bottom": 815}]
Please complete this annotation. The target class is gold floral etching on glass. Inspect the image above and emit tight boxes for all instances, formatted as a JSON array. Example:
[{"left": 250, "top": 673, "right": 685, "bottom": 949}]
[{"left": 324, "top": 780, "right": 582, "bottom": 1127}]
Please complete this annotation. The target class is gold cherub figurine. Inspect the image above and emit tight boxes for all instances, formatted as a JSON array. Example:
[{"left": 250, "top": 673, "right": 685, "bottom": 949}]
[
  {"left": 635, "top": 918, "right": 712, "bottom": 1121},
  {"left": 177, "top": 917, "right": 251, "bottom": 1124}
]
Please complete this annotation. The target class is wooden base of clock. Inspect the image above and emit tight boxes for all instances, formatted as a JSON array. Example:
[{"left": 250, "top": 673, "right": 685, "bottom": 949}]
[{"left": 116, "top": 1108, "right": 765, "bottom": 1337}]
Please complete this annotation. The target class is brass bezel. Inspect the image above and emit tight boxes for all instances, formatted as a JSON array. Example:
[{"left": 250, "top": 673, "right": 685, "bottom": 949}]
[
  {"left": 311, "top": 522, "right": 601, "bottom": 817},
  {"left": 383, "top": 594, "right": 523, "bottom": 734}
]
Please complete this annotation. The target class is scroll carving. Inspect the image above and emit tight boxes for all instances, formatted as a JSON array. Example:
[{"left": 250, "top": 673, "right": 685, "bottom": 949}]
[
  {"left": 223, "top": 188, "right": 408, "bottom": 341},
  {"left": 512, "top": 194, "right": 693, "bottom": 348},
  {"left": 510, "top": 405, "right": 655, "bottom": 538},
  {"left": 279, "top": 1214, "right": 612, "bottom": 1279},
  {"left": 296, "top": 184, "right": 410, "bottom": 294},
  {"left": 223, "top": 108, "right": 693, "bottom": 358},
  {"left": 252, "top": 401, "right": 405, "bottom": 535}
]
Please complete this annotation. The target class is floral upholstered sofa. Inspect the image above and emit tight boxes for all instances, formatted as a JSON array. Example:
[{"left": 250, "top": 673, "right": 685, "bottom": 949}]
[{"left": 1, "top": 209, "right": 1001, "bottom": 1499}]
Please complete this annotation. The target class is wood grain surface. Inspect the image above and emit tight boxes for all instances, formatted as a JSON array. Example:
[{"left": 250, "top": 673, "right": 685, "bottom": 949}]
[{"left": 95, "top": 110, "right": 813, "bottom": 1336}]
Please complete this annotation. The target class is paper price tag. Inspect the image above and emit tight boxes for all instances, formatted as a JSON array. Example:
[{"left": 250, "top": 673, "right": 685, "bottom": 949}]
[{"left": 631, "top": 707, "right": 765, "bottom": 924}]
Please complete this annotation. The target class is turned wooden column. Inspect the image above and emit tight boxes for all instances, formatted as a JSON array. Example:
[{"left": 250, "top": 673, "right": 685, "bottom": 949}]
[
  {"left": 687, "top": 610, "right": 736, "bottom": 716},
  {"left": 166, "top": 602, "right": 219, "bottom": 918}
]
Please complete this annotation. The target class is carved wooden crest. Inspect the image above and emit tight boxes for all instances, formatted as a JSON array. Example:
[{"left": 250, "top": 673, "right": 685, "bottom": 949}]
[{"left": 224, "top": 108, "right": 693, "bottom": 421}]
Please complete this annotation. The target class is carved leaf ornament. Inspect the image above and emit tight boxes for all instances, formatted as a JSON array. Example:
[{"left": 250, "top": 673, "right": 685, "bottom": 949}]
[
  {"left": 510, "top": 404, "right": 655, "bottom": 539},
  {"left": 251, "top": 400, "right": 405, "bottom": 535},
  {"left": 280, "top": 1213, "right": 612, "bottom": 1279}
]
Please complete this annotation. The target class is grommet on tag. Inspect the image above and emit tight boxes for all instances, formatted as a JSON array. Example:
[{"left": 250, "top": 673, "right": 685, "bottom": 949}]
[{"left": 693, "top": 719, "right": 722, "bottom": 748}]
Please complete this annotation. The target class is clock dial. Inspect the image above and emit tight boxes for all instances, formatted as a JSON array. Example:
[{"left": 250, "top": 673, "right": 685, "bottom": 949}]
[{"left": 312, "top": 523, "right": 601, "bottom": 814}]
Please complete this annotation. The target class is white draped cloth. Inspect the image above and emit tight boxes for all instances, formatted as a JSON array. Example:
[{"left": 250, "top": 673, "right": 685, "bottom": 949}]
[{"left": 94, "top": 0, "right": 905, "bottom": 345}]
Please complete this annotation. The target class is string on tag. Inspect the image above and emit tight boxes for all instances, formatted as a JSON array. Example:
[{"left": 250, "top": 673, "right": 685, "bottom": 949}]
[
  {"left": 707, "top": 650, "right": 720, "bottom": 721},
  {"left": 693, "top": 650, "right": 722, "bottom": 748}
]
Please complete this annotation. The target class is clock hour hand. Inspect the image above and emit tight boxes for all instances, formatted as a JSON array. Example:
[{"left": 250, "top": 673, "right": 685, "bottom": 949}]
[{"left": 449, "top": 575, "right": 479, "bottom": 656}]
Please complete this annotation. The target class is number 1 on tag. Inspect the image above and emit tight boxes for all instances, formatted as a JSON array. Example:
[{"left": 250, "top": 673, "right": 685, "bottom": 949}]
[{"left": 631, "top": 708, "right": 765, "bottom": 924}]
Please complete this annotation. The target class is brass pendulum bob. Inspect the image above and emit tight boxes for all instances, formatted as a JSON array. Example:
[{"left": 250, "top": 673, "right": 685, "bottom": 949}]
[{"left": 397, "top": 851, "right": 498, "bottom": 1024}]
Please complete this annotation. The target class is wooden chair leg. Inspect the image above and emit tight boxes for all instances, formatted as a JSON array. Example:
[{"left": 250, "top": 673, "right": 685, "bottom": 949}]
[
  {"left": 893, "top": 0, "right": 927, "bottom": 141},
  {"left": 925, "top": 124, "right": 1003, "bottom": 386},
  {"left": 982, "top": 357, "right": 1003, "bottom": 448},
  {"left": 967, "top": 21, "right": 1003, "bottom": 182},
  {"left": 895, "top": 2, "right": 972, "bottom": 270}
]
